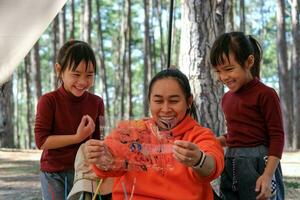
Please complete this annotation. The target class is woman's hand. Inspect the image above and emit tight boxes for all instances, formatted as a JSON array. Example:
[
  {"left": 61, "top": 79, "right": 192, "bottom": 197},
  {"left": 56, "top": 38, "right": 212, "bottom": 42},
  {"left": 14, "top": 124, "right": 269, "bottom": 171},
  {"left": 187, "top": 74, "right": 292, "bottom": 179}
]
[
  {"left": 84, "top": 139, "right": 114, "bottom": 170},
  {"left": 173, "top": 140, "right": 215, "bottom": 177},
  {"left": 76, "top": 115, "right": 95, "bottom": 142},
  {"left": 172, "top": 140, "right": 202, "bottom": 167}
]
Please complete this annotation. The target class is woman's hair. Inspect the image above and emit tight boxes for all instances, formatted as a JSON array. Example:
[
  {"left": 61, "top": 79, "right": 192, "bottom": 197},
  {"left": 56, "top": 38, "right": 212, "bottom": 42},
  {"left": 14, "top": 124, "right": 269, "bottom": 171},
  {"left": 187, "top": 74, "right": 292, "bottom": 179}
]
[
  {"left": 210, "top": 32, "right": 262, "bottom": 78},
  {"left": 148, "top": 68, "right": 198, "bottom": 120},
  {"left": 56, "top": 40, "right": 97, "bottom": 81}
]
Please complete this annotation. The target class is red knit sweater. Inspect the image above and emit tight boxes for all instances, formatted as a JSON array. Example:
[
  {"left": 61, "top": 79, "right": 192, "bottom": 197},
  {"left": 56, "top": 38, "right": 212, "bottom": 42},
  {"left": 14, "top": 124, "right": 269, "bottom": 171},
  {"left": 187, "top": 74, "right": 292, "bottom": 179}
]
[
  {"left": 222, "top": 77, "right": 284, "bottom": 158},
  {"left": 34, "top": 86, "right": 104, "bottom": 172}
]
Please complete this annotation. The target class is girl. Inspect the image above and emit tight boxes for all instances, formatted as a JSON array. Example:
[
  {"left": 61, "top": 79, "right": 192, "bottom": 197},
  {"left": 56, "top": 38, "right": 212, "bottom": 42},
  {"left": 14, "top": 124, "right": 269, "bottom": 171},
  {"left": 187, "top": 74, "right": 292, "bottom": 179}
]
[
  {"left": 34, "top": 40, "right": 106, "bottom": 200},
  {"left": 210, "top": 32, "right": 285, "bottom": 200},
  {"left": 84, "top": 68, "right": 224, "bottom": 200}
]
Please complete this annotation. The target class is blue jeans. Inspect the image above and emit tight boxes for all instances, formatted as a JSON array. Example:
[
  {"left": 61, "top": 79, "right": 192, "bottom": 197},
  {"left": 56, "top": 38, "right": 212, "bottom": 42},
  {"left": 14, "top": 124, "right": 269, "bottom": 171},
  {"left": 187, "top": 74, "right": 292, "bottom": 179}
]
[
  {"left": 40, "top": 170, "right": 74, "bottom": 200},
  {"left": 220, "top": 146, "right": 284, "bottom": 200}
]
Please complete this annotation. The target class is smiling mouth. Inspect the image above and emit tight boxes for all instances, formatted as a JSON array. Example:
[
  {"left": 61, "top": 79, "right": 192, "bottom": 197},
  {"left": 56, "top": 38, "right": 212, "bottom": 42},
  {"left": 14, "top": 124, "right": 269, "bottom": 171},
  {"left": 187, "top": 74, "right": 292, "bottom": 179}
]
[{"left": 158, "top": 118, "right": 177, "bottom": 130}]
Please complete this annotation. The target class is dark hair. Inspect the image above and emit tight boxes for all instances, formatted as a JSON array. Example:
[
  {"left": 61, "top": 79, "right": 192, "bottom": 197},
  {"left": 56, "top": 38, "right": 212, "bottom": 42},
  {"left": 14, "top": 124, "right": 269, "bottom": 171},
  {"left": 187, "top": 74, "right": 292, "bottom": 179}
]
[
  {"left": 210, "top": 32, "right": 262, "bottom": 78},
  {"left": 56, "top": 40, "right": 97, "bottom": 81},
  {"left": 148, "top": 68, "right": 198, "bottom": 120}
]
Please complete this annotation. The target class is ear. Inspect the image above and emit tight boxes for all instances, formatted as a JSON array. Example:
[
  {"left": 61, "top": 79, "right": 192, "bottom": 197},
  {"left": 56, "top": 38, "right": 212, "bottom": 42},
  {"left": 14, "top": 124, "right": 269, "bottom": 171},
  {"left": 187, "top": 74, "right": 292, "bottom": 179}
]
[
  {"left": 55, "top": 63, "right": 61, "bottom": 77},
  {"left": 188, "top": 94, "right": 194, "bottom": 108},
  {"left": 246, "top": 55, "right": 255, "bottom": 69}
]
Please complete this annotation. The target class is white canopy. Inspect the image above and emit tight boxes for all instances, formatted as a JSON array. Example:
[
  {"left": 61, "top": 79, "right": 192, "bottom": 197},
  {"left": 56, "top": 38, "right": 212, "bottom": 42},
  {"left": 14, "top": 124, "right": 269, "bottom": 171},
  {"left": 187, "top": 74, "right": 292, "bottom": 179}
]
[{"left": 0, "top": 0, "right": 68, "bottom": 84}]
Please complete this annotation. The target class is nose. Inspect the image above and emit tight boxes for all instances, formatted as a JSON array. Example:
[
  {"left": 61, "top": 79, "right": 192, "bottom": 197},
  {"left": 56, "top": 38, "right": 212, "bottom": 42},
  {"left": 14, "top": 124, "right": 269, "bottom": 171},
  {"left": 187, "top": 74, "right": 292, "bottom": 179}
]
[
  {"left": 219, "top": 71, "right": 228, "bottom": 82},
  {"left": 78, "top": 76, "right": 89, "bottom": 86},
  {"left": 161, "top": 102, "right": 171, "bottom": 112}
]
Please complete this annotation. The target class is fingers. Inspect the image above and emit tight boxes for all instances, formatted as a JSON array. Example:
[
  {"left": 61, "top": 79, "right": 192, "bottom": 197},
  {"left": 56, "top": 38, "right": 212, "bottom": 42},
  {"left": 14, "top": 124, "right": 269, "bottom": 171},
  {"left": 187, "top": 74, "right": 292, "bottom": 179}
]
[
  {"left": 82, "top": 115, "right": 95, "bottom": 132},
  {"left": 255, "top": 177, "right": 271, "bottom": 200},
  {"left": 76, "top": 115, "right": 96, "bottom": 141},
  {"left": 173, "top": 140, "right": 201, "bottom": 166}
]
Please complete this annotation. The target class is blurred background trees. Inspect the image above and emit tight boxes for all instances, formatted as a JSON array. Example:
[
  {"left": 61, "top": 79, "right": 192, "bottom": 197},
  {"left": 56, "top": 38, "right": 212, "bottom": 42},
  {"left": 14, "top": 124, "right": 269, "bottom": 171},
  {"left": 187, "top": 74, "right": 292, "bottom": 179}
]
[{"left": 0, "top": 0, "right": 299, "bottom": 150}]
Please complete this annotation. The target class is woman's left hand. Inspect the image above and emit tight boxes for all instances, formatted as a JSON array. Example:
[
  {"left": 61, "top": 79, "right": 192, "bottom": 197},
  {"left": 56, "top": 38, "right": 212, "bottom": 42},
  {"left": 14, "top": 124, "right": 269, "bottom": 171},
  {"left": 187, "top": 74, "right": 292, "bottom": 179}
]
[{"left": 172, "top": 140, "right": 202, "bottom": 167}]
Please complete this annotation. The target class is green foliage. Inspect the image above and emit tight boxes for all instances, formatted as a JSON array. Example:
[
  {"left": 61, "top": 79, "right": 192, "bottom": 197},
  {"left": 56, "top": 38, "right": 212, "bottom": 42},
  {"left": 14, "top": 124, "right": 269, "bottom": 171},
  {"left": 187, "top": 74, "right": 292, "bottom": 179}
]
[{"left": 11, "top": 0, "right": 288, "bottom": 148}]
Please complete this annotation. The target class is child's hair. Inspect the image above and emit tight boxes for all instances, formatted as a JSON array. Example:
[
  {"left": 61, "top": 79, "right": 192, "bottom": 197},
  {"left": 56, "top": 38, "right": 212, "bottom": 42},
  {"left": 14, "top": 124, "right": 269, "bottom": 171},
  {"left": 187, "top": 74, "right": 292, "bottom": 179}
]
[
  {"left": 148, "top": 68, "right": 198, "bottom": 121},
  {"left": 210, "top": 32, "right": 262, "bottom": 78},
  {"left": 56, "top": 40, "right": 97, "bottom": 81}
]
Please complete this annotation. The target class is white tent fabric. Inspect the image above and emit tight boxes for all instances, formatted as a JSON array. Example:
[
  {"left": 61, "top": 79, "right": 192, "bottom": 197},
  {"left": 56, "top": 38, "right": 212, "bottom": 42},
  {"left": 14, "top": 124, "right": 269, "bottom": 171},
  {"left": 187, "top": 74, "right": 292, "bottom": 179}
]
[{"left": 0, "top": 0, "right": 68, "bottom": 85}]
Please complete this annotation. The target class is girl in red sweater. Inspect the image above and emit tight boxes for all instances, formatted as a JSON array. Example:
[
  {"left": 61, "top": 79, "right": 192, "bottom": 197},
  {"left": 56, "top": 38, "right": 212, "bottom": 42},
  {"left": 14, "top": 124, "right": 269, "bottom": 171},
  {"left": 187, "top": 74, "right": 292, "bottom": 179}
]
[
  {"left": 210, "top": 32, "right": 284, "bottom": 200},
  {"left": 84, "top": 68, "right": 224, "bottom": 200},
  {"left": 34, "top": 40, "right": 110, "bottom": 200}
]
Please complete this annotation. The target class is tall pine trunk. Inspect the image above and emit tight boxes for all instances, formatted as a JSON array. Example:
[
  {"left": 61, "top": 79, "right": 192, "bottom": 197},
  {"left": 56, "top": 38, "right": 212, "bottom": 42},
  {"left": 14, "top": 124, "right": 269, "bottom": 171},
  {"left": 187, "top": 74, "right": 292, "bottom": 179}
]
[
  {"left": 0, "top": 80, "right": 14, "bottom": 148},
  {"left": 276, "top": 0, "right": 293, "bottom": 149},
  {"left": 291, "top": 0, "right": 300, "bottom": 149},
  {"left": 179, "top": 0, "right": 226, "bottom": 136}
]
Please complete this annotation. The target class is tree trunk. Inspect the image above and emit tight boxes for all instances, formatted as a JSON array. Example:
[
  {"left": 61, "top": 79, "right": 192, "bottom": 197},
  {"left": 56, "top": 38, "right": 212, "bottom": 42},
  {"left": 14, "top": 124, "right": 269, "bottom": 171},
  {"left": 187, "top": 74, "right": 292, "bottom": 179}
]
[
  {"left": 226, "top": 0, "right": 234, "bottom": 31},
  {"left": 95, "top": 0, "right": 111, "bottom": 125},
  {"left": 120, "top": 0, "right": 128, "bottom": 119},
  {"left": 125, "top": 0, "right": 133, "bottom": 118},
  {"left": 0, "top": 80, "right": 14, "bottom": 148},
  {"left": 33, "top": 41, "right": 42, "bottom": 100},
  {"left": 156, "top": 0, "right": 166, "bottom": 70},
  {"left": 59, "top": 5, "right": 67, "bottom": 46},
  {"left": 24, "top": 53, "right": 33, "bottom": 149},
  {"left": 70, "top": 0, "right": 75, "bottom": 39},
  {"left": 52, "top": 16, "right": 59, "bottom": 89},
  {"left": 83, "top": 0, "right": 92, "bottom": 44},
  {"left": 276, "top": 0, "right": 293, "bottom": 149},
  {"left": 143, "top": 0, "right": 152, "bottom": 117},
  {"left": 239, "top": 0, "right": 245, "bottom": 32},
  {"left": 179, "top": 0, "right": 226, "bottom": 136},
  {"left": 291, "top": 0, "right": 300, "bottom": 149}
]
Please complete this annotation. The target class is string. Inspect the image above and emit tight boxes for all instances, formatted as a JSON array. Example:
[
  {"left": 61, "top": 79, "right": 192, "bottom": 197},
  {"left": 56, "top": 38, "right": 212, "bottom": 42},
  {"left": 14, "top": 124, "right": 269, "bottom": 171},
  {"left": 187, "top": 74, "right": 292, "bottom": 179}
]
[
  {"left": 129, "top": 177, "right": 137, "bottom": 200},
  {"left": 92, "top": 179, "right": 103, "bottom": 200},
  {"left": 167, "top": 0, "right": 175, "bottom": 68},
  {"left": 121, "top": 181, "right": 129, "bottom": 200}
]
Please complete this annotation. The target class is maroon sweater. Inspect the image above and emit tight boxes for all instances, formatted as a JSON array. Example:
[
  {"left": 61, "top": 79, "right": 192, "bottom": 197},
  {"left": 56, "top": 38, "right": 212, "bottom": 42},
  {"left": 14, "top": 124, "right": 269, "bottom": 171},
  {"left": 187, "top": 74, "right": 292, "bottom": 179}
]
[
  {"left": 34, "top": 86, "right": 104, "bottom": 172},
  {"left": 222, "top": 78, "right": 284, "bottom": 158}
]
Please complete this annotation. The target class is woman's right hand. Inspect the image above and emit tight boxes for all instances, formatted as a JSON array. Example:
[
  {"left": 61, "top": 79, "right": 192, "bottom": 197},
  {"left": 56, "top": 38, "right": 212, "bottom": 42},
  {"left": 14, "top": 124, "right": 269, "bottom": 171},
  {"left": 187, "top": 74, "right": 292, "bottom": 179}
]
[
  {"left": 76, "top": 115, "right": 95, "bottom": 142},
  {"left": 84, "top": 139, "right": 114, "bottom": 170}
]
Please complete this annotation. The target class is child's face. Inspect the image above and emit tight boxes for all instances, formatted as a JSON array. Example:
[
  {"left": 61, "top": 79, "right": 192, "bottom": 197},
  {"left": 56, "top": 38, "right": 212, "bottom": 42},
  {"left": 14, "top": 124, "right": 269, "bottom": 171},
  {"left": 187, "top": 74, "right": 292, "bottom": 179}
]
[
  {"left": 149, "top": 78, "right": 191, "bottom": 130},
  {"left": 59, "top": 60, "right": 95, "bottom": 97},
  {"left": 214, "top": 53, "right": 254, "bottom": 92}
]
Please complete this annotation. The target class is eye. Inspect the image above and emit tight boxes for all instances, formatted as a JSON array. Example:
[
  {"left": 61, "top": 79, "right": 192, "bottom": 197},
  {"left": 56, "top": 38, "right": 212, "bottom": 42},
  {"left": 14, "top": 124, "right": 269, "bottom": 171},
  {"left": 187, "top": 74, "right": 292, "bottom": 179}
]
[
  {"left": 87, "top": 74, "right": 94, "bottom": 78},
  {"left": 225, "top": 67, "right": 234, "bottom": 71},
  {"left": 170, "top": 100, "right": 179, "bottom": 104},
  {"left": 72, "top": 73, "right": 80, "bottom": 77},
  {"left": 153, "top": 99, "right": 163, "bottom": 104}
]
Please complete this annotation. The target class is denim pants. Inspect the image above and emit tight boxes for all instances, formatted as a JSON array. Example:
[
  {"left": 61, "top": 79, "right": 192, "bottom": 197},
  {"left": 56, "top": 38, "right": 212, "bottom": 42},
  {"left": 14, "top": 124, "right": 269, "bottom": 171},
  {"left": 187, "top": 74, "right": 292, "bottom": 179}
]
[
  {"left": 220, "top": 146, "right": 284, "bottom": 200},
  {"left": 40, "top": 170, "right": 74, "bottom": 200}
]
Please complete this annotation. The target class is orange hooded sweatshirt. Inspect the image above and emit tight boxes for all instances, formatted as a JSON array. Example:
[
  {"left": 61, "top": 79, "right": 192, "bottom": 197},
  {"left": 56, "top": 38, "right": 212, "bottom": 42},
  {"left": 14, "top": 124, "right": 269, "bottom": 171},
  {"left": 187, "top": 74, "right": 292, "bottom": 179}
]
[{"left": 93, "top": 115, "right": 224, "bottom": 200}]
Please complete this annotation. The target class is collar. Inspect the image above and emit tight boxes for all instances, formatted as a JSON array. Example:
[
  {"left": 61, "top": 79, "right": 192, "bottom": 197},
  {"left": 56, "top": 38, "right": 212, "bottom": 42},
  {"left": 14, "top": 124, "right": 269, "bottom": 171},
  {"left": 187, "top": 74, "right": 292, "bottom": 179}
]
[{"left": 58, "top": 85, "right": 88, "bottom": 102}]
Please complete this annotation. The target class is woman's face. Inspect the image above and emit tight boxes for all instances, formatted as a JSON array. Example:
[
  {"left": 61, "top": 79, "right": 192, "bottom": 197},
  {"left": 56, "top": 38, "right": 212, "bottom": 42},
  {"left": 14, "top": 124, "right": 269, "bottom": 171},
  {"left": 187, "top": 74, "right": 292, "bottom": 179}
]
[{"left": 149, "top": 78, "right": 192, "bottom": 130}]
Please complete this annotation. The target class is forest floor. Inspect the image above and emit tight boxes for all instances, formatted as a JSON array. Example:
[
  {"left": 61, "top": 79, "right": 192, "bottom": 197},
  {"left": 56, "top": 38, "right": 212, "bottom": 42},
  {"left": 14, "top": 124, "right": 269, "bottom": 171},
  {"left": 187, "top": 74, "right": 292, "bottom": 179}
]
[{"left": 0, "top": 148, "right": 299, "bottom": 200}]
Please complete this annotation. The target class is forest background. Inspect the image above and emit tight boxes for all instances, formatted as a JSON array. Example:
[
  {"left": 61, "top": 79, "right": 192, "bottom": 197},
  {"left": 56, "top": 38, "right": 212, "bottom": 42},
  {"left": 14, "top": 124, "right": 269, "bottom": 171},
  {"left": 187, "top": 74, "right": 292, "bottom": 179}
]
[{"left": 0, "top": 0, "right": 299, "bottom": 152}]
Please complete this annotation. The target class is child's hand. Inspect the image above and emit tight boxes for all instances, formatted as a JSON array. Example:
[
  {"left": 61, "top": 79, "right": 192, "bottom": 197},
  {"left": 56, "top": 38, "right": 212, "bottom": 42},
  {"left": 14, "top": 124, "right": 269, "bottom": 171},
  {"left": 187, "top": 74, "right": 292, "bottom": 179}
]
[
  {"left": 76, "top": 115, "right": 95, "bottom": 142},
  {"left": 255, "top": 173, "right": 272, "bottom": 200},
  {"left": 217, "top": 136, "right": 226, "bottom": 147}
]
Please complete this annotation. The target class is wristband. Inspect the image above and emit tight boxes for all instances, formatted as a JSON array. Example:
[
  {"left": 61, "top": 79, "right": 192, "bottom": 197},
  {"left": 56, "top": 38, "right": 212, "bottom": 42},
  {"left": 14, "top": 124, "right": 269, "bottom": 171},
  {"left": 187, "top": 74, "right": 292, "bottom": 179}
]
[{"left": 192, "top": 151, "right": 206, "bottom": 169}]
